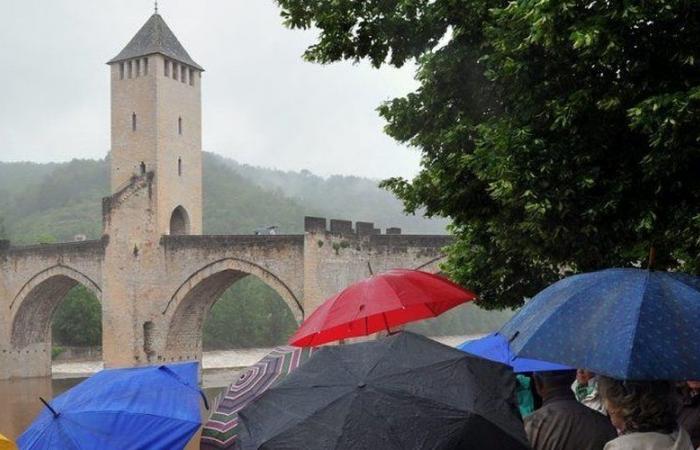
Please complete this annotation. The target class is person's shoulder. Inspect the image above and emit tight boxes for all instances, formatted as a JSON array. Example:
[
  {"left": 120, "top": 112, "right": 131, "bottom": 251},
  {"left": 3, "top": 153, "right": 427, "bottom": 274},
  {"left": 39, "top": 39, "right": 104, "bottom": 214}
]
[{"left": 603, "top": 430, "right": 695, "bottom": 450}]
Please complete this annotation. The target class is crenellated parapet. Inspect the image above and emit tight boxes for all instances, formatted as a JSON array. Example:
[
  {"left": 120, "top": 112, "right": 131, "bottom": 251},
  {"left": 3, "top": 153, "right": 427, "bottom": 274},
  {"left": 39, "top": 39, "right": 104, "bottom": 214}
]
[
  {"left": 302, "top": 216, "right": 451, "bottom": 311},
  {"left": 304, "top": 216, "right": 410, "bottom": 236}
]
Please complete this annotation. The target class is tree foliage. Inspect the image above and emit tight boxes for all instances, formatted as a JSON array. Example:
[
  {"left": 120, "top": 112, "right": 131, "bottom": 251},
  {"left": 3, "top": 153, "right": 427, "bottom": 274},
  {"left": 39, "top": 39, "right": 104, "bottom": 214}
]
[
  {"left": 276, "top": 0, "right": 700, "bottom": 308},
  {"left": 203, "top": 276, "right": 298, "bottom": 349},
  {"left": 52, "top": 285, "right": 102, "bottom": 347}
]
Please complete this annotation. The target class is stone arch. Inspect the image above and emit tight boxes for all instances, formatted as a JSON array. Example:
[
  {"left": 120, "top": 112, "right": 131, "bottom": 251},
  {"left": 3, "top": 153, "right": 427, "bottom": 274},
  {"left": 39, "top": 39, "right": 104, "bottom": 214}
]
[
  {"left": 10, "top": 265, "right": 102, "bottom": 348},
  {"left": 169, "top": 205, "right": 190, "bottom": 235},
  {"left": 161, "top": 258, "right": 302, "bottom": 360}
]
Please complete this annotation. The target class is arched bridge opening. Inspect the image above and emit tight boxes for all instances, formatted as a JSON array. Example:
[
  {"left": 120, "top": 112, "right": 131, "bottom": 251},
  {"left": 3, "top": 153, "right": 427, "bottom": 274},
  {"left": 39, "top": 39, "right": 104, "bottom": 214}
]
[
  {"left": 159, "top": 259, "right": 303, "bottom": 363},
  {"left": 9, "top": 265, "right": 102, "bottom": 378}
]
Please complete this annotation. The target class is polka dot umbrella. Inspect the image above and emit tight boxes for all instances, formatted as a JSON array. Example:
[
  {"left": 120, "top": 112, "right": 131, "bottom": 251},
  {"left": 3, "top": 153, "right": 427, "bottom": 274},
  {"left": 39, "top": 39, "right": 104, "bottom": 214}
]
[{"left": 500, "top": 268, "right": 700, "bottom": 380}]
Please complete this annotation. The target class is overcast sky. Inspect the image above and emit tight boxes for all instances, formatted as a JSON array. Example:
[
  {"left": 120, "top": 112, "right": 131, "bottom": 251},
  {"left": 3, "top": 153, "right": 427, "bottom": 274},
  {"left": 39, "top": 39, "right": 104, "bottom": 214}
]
[{"left": 0, "top": 1, "right": 422, "bottom": 179}]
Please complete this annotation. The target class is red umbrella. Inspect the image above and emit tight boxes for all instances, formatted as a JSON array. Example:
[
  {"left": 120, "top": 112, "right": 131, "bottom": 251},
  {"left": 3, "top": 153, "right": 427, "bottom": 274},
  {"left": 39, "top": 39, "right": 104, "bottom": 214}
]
[{"left": 290, "top": 269, "right": 477, "bottom": 347}]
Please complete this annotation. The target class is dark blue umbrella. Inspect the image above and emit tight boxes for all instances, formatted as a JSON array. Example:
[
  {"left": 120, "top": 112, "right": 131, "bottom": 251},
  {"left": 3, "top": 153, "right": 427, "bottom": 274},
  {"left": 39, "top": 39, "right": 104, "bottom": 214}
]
[
  {"left": 18, "top": 362, "right": 206, "bottom": 450},
  {"left": 458, "top": 333, "right": 571, "bottom": 373},
  {"left": 500, "top": 268, "right": 700, "bottom": 380}
]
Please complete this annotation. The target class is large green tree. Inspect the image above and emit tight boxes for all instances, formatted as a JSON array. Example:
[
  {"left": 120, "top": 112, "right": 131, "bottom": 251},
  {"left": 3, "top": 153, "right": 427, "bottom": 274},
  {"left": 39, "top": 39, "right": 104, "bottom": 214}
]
[{"left": 276, "top": 0, "right": 700, "bottom": 308}]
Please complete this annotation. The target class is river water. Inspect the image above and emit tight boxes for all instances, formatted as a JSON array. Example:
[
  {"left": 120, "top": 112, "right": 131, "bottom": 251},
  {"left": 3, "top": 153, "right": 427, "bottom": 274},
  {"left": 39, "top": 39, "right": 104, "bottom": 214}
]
[{"left": 0, "top": 336, "right": 472, "bottom": 449}]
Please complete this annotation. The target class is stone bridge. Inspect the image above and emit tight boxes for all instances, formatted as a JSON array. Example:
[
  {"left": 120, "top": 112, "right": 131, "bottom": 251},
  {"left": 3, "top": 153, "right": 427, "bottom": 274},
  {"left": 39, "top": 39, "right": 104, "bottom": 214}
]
[
  {"left": 0, "top": 213, "right": 449, "bottom": 379},
  {"left": 0, "top": 10, "right": 452, "bottom": 380}
]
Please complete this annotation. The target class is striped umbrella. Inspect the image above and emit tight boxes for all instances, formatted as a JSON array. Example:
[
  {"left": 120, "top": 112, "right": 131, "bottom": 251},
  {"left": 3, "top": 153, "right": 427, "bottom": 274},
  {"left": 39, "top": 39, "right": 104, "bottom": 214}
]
[{"left": 200, "top": 346, "right": 317, "bottom": 449}]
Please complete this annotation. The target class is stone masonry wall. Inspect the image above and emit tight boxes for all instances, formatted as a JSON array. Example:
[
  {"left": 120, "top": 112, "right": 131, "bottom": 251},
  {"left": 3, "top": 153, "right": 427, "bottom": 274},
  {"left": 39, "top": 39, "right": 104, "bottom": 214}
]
[{"left": 303, "top": 217, "right": 452, "bottom": 312}]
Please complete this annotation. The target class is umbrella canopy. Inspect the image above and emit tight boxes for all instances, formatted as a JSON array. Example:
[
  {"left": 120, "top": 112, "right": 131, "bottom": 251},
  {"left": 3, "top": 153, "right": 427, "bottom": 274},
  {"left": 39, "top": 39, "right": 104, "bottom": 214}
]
[
  {"left": 500, "top": 268, "right": 700, "bottom": 380},
  {"left": 458, "top": 333, "right": 571, "bottom": 373},
  {"left": 0, "top": 434, "right": 17, "bottom": 450},
  {"left": 239, "top": 331, "right": 530, "bottom": 450},
  {"left": 290, "top": 269, "right": 476, "bottom": 346},
  {"left": 201, "top": 346, "right": 318, "bottom": 450},
  {"left": 18, "top": 362, "right": 204, "bottom": 450}
]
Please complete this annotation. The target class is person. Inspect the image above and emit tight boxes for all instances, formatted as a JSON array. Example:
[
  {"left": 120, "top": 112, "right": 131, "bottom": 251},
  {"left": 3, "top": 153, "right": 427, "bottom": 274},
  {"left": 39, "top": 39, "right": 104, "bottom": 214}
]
[
  {"left": 678, "top": 380, "right": 700, "bottom": 448},
  {"left": 598, "top": 377, "right": 694, "bottom": 450},
  {"left": 572, "top": 369, "right": 607, "bottom": 414},
  {"left": 516, "top": 374, "right": 536, "bottom": 417},
  {"left": 524, "top": 370, "right": 617, "bottom": 450}
]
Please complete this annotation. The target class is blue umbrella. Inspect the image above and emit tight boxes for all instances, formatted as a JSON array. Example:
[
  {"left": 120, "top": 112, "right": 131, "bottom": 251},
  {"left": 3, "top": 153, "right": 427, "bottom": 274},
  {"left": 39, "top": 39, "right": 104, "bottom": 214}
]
[
  {"left": 458, "top": 333, "right": 571, "bottom": 373},
  {"left": 18, "top": 362, "right": 206, "bottom": 450},
  {"left": 500, "top": 268, "right": 700, "bottom": 380}
]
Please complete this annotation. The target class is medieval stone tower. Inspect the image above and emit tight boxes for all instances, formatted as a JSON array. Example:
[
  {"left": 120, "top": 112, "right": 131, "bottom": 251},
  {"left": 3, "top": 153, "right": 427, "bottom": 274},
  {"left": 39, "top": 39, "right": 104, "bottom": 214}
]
[{"left": 107, "top": 12, "right": 203, "bottom": 236}]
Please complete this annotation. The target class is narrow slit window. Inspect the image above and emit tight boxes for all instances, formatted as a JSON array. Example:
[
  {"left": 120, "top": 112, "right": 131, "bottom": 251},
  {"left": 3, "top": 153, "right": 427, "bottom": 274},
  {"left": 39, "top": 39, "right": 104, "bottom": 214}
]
[
  {"left": 178, "top": 117, "right": 182, "bottom": 135},
  {"left": 143, "top": 58, "right": 148, "bottom": 75},
  {"left": 132, "top": 113, "right": 137, "bottom": 131},
  {"left": 181, "top": 66, "right": 186, "bottom": 83},
  {"left": 178, "top": 158, "right": 182, "bottom": 176},
  {"left": 119, "top": 62, "right": 124, "bottom": 80},
  {"left": 140, "top": 161, "right": 146, "bottom": 175},
  {"left": 128, "top": 60, "right": 132, "bottom": 78},
  {"left": 164, "top": 59, "right": 170, "bottom": 77},
  {"left": 173, "top": 63, "right": 178, "bottom": 80},
  {"left": 189, "top": 69, "right": 195, "bottom": 86}
]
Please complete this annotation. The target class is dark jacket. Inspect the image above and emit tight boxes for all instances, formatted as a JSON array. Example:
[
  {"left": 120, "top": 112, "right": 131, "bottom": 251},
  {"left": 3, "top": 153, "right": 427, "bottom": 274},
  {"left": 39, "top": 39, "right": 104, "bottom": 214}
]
[
  {"left": 678, "top": 390, "right": 700, "bottom": 448},
  {"left": 524, "top": 387, "right": 617, "bottom": 450}
]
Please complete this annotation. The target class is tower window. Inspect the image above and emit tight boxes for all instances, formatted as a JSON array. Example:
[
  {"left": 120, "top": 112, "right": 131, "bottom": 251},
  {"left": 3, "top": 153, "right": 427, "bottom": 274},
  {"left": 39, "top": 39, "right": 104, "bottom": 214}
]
[
  {"left": 140, "top": 161, "right": 146, "bottom": 175},
  {"left": 132, "top": 113, "right": 137, "bottom": 131},
  {"left": 164, "top": 59, "right": 170, "bottom": 77},
  {"left": 135, "top": 59, "right": 140, "bottom": 77},
  {"left": 128, "top": 60, "right": 133, "bottom": 78},
  {"left": 173, "top": 63, "right": 178, "bottom": 81},
  {"left": 143, "top": 58, "right": 148, "bottom": 75},
  {"left": 181, "top": 66, "right": 186, "bottom": 83},
  {"left": 178, "top": 157, "right": 182, "bottom": 176},
  {"left": 178, "top": 117, "right": 182, "bottom": 135},
  {"left": 119, "top": 62, "right": 124, "bottom": 80},
  {"left": 189, "top": 69, "right": 195, "bottom": 86}
]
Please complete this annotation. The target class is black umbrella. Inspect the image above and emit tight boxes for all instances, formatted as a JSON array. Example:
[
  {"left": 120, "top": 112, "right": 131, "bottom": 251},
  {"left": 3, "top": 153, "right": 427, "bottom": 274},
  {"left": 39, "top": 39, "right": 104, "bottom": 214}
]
[{"left": 238, "top": 332, "right": 529, "bottom": 450}]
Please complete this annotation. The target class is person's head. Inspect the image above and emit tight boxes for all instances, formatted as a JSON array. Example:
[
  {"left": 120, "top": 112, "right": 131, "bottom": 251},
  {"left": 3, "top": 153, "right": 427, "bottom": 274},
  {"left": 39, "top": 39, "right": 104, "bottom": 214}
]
[
  {"left": 598, "top": 377, "right": 679, "bottom": 434},
  {"left": 576, "top": 369, "right": 595, "bottom": 385},
  {"left": 687, "top": 380, "right": 700, "bottom": 392},
  {"left": 533, "top": 370, "right": 577, "bottom": 398}
]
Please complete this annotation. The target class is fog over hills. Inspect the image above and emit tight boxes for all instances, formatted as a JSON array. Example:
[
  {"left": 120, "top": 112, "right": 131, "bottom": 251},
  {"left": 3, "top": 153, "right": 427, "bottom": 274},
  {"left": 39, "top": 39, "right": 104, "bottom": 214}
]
[{"left": 0, "top": 152, "right": 447, "bottom": 245}]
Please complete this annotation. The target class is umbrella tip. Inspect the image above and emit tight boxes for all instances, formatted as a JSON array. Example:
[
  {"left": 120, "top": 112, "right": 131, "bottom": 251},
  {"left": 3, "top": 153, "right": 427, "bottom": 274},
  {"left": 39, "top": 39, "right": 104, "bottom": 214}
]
[
  {"left": 508, "top": 331, "right": 520, "bottom": 343},
  {"left": 39, "top": 397, "right": 60, "bottom": 418}
]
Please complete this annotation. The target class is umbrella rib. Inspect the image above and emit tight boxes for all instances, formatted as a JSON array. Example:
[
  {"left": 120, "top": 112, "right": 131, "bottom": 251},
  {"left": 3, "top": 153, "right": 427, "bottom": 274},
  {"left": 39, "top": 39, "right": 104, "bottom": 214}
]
[
  {"left": 623, "top": 272, "right": 651, "bottom": 377},
  {"left": 370, "top": 383, "right": 469, "bottom": 416},
  {"left": 253, "top": 388, "right": 354, "bottom": 448},
  {"left": 507, "top": 277, "right": 604, "bottom": 361},
  {"left": 56, "top": 419, "right": 83, "bottom": 450},
  {"left": 369, "top": 356, "right": 467, "bottom": 385},
  {"left": 61, "top": 409, "right": 202, "bottom": 426},
  {"left": 53, "top": 385, "right": 197, "bottom": 415}
]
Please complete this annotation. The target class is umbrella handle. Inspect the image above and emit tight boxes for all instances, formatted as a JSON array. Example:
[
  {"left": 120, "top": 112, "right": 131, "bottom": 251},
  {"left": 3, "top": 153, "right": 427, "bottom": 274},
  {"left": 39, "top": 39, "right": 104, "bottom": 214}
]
[{"left": 39, "top": 397, "right": 60, "bottom": 418}]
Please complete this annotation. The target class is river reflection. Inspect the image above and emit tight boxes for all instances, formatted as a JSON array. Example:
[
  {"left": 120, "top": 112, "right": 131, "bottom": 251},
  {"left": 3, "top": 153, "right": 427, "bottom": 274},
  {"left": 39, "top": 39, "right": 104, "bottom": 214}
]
[{"left": 0, "top": 375, "right": 225, "bottom": 450}]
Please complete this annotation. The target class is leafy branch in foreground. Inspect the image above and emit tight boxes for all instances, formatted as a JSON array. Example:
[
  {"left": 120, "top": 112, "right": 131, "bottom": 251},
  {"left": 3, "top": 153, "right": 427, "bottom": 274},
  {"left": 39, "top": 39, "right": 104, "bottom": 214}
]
[{"left": 277, "top": 0, "right": 700, "bottom": 308}]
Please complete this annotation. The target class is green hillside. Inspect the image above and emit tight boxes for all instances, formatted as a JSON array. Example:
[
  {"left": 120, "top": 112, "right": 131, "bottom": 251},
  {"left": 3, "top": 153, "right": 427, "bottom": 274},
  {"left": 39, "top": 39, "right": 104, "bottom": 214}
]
[{"left": 0, "top": 152, "right": 446, "bottom": 244}]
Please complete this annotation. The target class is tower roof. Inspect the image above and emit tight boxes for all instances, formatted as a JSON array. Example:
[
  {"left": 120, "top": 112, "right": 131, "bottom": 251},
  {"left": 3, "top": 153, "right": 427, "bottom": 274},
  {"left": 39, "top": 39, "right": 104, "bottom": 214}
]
[{"left": 109, "top": 13, "right": 203, "bottom": 71}]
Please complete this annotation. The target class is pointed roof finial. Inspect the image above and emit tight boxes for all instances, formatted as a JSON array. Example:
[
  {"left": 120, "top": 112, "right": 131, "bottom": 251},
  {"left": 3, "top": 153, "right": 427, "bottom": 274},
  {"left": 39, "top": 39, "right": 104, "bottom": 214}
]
[{"left": 154, "top": 1, "right": 158, "bottom": 14}]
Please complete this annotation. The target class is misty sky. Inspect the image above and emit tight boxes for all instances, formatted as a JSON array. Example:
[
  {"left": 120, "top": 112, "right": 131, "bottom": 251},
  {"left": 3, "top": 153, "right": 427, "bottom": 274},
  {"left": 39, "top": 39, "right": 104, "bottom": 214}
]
[{"left": 0, "top": 1, "right": 423, "bottom": 179}]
